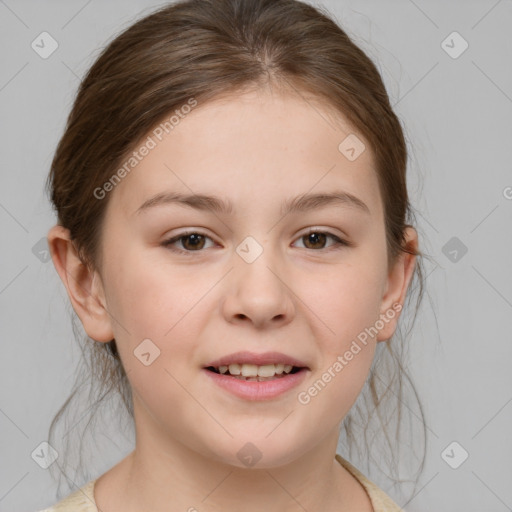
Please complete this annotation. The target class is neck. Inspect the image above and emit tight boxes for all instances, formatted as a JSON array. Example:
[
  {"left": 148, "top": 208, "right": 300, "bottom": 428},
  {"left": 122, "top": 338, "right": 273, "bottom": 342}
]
[{"left": 114, "top": 401, "right": 354, "bottom": 512}]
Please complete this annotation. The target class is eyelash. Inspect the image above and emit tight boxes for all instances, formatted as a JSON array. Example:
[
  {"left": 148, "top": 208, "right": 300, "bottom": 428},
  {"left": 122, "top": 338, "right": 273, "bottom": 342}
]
[{"left": 162, "top": 229, "right": 351, "bottom": 255}]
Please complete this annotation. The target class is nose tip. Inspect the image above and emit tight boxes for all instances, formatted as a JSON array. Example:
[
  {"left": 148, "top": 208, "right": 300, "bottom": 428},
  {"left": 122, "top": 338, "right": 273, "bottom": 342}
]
[{"left": 223, "top": 252, "right": 294, "bottom": 329}]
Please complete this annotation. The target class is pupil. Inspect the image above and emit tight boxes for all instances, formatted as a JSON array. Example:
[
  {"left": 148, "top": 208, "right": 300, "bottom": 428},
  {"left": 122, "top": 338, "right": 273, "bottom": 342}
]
[
  {"left": 184, "top": 233, "right": 204, "bottom": 250},
  {"left": 306, "top": 232, "right": 325, "bottom": 249}
]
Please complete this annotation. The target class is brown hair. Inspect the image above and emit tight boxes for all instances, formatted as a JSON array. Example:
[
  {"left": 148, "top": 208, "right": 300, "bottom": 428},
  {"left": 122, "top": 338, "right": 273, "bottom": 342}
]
[{"left": 47, "top": 0, "right": 429, "bottom": 501}]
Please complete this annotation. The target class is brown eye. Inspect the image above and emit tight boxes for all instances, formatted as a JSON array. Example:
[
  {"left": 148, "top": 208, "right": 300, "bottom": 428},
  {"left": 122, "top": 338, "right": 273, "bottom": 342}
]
[
  {"left": 180, "top": 233, "right": 206, "bottom": 250},
  {"left": 302, "top": 232, "right": 327, "bottom": 249},
  {"left": 162, "top": 229, "right": 349, "bottom": 256},
  {"left": 163, "top": 231, "right": 215, "bottom": 253},
  {"left": 293, "top": 230, "right": 349, "bottom": 251}
]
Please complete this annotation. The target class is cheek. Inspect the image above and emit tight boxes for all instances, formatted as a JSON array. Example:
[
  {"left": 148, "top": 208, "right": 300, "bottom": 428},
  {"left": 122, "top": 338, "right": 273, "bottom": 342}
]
[
  {"left": 289, "top": 260, "right": 384, "bottom": 414},
  {"left": 106, "top": 246, "right": 191, "bottom": 327},
  {"left": 103, "top": 247, "right": 209, "bottom": 371},
  {"left": 297, "top": 292, "right": 378, "bottom": 425},
  {"left": 104, "top": 253, "right": 213, "bottom": 423},
  {"left": 307, "top": 263, "right": 384, "bottom": 351},
  {"left": 307, "top": 348, "right": 374, "bottom": 428}
]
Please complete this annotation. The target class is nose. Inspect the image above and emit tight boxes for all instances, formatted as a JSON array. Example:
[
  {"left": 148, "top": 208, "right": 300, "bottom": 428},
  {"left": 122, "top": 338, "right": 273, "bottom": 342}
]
[{"left": 221, "top": 242, "right": 295, "bottom": 329}]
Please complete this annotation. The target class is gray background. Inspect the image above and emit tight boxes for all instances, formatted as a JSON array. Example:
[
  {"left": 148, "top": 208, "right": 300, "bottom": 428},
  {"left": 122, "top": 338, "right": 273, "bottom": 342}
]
[{"left": 1, "top": 0, "right": 511, "bottom": 511}]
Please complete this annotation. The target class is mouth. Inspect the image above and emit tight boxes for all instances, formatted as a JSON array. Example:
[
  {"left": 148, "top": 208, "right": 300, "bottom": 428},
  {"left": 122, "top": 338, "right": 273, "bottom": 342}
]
[
  {"left": 202, "top": 351, "right": 310, "bottom": 399},
  {"left": 203, "top": 364, "right": 309, "bottom": 401},
  {"left": 205, "top": 363, "right": 304, "bottom": 382}
]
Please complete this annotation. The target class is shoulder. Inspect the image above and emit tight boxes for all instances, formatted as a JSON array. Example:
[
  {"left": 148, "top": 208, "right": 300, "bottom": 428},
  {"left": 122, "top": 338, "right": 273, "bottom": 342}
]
[
  {"left": 335, "top": 454, "right": 405, "bottom": 512},
  {"left": 38, "top": 461, "right": 401, "bottom": 511},
  {"left": 37, "top": 479, "right": 98, "bottom": 512}
]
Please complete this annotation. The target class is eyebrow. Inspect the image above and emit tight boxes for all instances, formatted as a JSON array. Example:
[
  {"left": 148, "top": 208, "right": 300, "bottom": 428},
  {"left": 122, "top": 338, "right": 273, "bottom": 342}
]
[{"left": 135, "top": 190, "right": 371, "bottom": 217}]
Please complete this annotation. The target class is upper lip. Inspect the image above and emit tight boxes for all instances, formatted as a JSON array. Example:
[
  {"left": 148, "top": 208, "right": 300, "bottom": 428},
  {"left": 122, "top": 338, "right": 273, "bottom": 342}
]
[{"left": 205, "top": 351, "right": 309, "bottom": 369}]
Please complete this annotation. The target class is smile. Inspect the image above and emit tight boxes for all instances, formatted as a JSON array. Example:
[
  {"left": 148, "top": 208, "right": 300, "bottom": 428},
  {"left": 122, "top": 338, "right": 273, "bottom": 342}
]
[
  {"left": 203, "top": 365, "right": 308, "bottom": 400},
  {"left": 206, "top": 363, "right": 300, "bottom": 380}
]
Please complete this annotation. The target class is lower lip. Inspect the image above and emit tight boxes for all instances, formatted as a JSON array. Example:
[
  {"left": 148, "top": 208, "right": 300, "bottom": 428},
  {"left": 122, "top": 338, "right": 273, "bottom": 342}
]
[{"left": 203, "top": 368, "right": 309, "bottom": 401}]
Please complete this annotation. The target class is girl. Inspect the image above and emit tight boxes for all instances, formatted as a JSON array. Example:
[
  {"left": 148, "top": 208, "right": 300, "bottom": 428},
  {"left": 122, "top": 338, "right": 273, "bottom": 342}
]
[{"left": 40, "top": 0, "right": 426, "bottom": 510}]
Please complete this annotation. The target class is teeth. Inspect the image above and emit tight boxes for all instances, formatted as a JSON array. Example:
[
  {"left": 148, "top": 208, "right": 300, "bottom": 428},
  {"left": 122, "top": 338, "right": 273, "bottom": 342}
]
[
  {"left": 241, "top": 364, "right": 258, "bottom": 377},
  {"left": 216, "top": 363, "right": 296, "bottom": 377},
  {"left": 274, "top": 364, "right": 285, "bottom": 374},
  {"left": 228, "top": 364, "right": 240, "bottom": 375}
]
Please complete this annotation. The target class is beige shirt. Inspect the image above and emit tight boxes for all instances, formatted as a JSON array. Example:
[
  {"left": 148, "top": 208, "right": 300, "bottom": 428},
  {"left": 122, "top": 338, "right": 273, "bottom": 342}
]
[{"left": 38, "top": 454, "right": 404, "bottom": 511}]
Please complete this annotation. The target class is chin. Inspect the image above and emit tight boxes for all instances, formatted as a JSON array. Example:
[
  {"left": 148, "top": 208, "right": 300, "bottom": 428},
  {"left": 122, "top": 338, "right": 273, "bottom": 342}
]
[{"left": 208, "top": 435, "right": 306, "bottom": 470}]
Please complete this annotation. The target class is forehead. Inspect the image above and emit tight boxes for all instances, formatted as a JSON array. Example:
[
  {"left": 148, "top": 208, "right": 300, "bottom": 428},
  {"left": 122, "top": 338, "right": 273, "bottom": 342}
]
[{"left": 108, "top": 88, "right": 383, "bottom": 221}]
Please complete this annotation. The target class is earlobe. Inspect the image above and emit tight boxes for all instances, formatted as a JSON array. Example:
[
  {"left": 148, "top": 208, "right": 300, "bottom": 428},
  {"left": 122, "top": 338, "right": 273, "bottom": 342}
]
[
  {"left": 47, "top": 225, "right": 114, "bottom": 343},
  {"left": 376, "top": 227, "right": 418, "bottom": 342}
]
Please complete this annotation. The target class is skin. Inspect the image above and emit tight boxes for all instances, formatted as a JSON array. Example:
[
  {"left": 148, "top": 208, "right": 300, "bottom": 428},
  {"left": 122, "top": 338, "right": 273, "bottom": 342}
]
[{"left": 48, "top": 85, "right": 417, "bottom": 512}]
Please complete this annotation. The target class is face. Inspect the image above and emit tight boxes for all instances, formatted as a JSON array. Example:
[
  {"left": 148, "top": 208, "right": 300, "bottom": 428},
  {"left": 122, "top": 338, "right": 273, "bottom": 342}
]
[{"left": 86, "top": 87, "right": 406, "bottom": 468}]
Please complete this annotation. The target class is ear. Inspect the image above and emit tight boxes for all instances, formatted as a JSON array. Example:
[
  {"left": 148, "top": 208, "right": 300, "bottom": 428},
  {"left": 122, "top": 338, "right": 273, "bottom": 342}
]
[
  {"left": 47, "top": 225, "right": 114, "bottom": 343},
  {"left": 376, "top": 226, "right": 418, "bottom": 342}
]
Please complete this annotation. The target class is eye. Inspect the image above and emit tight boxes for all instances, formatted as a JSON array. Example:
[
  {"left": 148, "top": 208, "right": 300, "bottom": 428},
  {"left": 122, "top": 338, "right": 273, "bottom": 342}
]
[
  {"left": 162, "top": 228, "right": 351, "bottom": 255},
  {"left": 162, "top": 231, "right": 216, "bottom": 254},
  {"left": 292, "top": 229, "right": 350, "bottom": 251}
]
